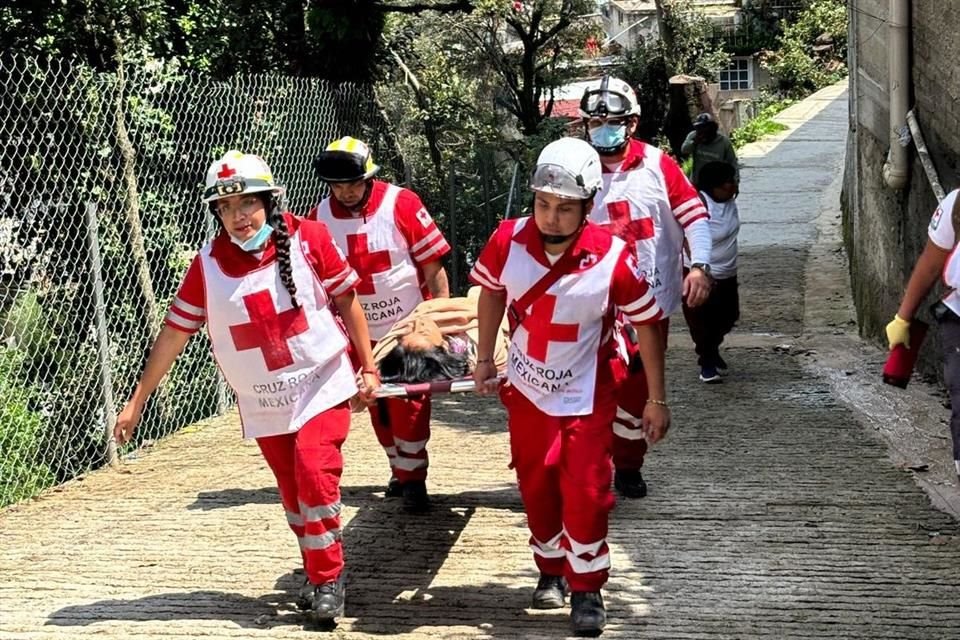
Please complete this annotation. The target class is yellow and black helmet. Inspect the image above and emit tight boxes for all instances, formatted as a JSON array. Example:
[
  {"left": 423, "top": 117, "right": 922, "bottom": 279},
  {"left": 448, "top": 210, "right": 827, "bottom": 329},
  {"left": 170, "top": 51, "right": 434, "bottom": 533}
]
[{"left": 312, "top": 136, "right": 380, "bottom": 183}]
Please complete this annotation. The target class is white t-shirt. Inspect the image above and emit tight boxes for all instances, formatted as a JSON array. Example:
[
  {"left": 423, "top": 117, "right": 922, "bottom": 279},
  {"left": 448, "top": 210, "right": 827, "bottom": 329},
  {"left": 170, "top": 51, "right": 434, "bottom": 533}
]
[
  {"left": 703, "top": 192, "right": 739, "bottom": 279},
  {"left": 928, "top": 188, "right": 960, "bottom": 314}
]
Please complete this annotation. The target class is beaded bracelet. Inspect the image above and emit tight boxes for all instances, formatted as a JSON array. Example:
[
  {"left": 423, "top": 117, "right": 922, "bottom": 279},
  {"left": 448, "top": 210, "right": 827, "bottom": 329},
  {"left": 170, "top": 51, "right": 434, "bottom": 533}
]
[
  {"left": 646, "top": 398, "right": 669, "bottom": 407},
  {"left": 476, "top": 358, "right": 494, "bottom": 364}
]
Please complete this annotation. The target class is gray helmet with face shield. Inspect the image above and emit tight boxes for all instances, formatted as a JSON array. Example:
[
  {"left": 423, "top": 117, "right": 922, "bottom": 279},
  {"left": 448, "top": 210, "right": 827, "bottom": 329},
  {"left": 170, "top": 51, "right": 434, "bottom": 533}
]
[{"left": 529, "top": 137, "right": 603, "bottom": 200}]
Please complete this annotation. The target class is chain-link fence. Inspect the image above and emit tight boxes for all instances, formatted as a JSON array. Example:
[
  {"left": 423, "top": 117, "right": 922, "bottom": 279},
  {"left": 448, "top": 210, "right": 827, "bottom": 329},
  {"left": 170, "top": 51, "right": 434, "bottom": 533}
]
[{"left": 0, "top": 54, "right": 404, "bottom": 507}]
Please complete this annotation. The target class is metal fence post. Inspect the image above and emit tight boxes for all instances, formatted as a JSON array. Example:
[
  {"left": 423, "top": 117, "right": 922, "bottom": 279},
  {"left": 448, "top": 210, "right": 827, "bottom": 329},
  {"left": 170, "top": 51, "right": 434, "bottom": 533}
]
[
  {"left": 505, "top": 161, "right": 519, "bottom": 219},
  {"left": 85, "top": 203, "right": 118, "bottom": 467},
  {"left": 447, "top": 161, "right": 460, "bottom": 294},
  {"left": 481, "top": 152, "right": 493, "bottom": 238}
]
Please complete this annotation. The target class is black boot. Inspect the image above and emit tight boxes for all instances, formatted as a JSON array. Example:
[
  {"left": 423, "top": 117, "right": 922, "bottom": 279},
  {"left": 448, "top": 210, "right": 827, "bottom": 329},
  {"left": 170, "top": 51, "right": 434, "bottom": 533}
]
[
  {"left": 312, "top": 577, "right": 345, "bottom": 622},
  {"left": 531, "top": 573, "right": 567, "bottom": 609},
  {"left": 295, "top": 576, "right": 314, "bottom": 611},
  {"left": 614, "top": 469, "right": 647, "bottom": 498},
  {"left": 402, "top": 480, "right": 430, "bottom": 513},
  {"left": 570, "top": 591, "right": 606, "bottom": 636},
  {"left": 385, "top": 476, "right": 403, "bottom": 498}
]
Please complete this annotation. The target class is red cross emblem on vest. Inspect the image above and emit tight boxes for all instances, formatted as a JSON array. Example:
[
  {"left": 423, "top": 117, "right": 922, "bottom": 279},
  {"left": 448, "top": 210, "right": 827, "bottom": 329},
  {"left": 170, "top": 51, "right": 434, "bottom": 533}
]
[
  {"left": 217, "top": 164, "right": 237, "bottom": 179},
  {"left": 606, "top": 201, "right": 654, "bottom": 253},
  {"left": 346, "top": 233, "right": 392, "bottom": 295},
  {"left": 524, "top": 294, "right": 579, "bottom": 363},
  {"left": 229, "top": 290, "right": 308, "bottom": 371}
]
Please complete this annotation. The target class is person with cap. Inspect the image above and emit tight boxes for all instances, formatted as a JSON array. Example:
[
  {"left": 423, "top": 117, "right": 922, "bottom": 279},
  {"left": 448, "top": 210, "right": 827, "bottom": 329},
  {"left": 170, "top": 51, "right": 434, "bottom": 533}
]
[
  {"left": 309, "top": 136, "right": 451, "bottom": 513},
  {"left": 681, "top": 112, "right": 739, "bottom": 188},
  {"left": 113, "top": 150, "right": 380, "bottom": 625},
  {"left": 578, "top": 75, "right": 712, "bottom": 500},
  {"left": 471, "top": 137, "right": 670, "bottom": 636}
]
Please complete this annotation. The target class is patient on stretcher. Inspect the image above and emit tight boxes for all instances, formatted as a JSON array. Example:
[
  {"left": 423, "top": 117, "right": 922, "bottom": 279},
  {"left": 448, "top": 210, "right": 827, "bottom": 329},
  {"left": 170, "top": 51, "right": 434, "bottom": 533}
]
[
  {"left": 372, "top": 287, "right": 508, "bottom": 384},
  {"left": 378, "top": 316, "right": 472, "bottom": 383}
]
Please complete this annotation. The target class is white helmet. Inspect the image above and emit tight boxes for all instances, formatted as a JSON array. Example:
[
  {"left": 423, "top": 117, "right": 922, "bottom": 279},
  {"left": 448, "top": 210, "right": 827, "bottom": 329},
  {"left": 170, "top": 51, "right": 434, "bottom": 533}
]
[
  {"left": 578, "top": 75, "right": 641, "bottom": 119},
  {"left": 529, "top": 137, "right": 603, "bottom": 200},
  {"left": 203, "top": 150, "right": 284, "bottom": 203}
]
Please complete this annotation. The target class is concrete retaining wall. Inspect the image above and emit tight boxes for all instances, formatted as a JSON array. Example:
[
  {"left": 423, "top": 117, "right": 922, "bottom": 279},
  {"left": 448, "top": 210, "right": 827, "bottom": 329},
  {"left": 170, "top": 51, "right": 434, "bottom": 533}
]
[{"left": 843, "top": 0, "right": 960, "bottom": 377}]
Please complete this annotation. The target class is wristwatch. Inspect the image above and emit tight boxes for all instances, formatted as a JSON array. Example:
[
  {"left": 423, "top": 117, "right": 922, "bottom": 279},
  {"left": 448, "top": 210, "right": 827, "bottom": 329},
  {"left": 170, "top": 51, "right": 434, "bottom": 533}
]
[{"left": 690, "top": 262, "right": 712, "bottom": 277}]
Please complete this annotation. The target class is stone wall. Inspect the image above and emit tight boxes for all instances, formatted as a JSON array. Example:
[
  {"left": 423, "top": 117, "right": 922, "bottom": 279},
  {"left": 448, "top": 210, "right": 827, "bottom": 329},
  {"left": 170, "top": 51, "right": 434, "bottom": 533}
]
[{"left": 843, "top": 0, "right": 960, "bottom": 376}]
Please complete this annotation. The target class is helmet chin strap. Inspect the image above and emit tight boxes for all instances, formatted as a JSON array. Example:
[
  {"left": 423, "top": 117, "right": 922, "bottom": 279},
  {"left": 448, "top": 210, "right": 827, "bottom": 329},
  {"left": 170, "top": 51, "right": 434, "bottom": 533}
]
[
  {"left": 539, "top": 204, "right": 589, "bottom": 245},
  {"left": 595, "top": 141, "right": 628, "bottom": 156}
]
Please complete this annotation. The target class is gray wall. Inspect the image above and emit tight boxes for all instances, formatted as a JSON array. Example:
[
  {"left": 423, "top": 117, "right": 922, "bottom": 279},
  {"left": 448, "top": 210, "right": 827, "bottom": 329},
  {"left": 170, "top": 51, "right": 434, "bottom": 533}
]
[{"left": 843, "top": 0, "right": 960, "bottom": 376}]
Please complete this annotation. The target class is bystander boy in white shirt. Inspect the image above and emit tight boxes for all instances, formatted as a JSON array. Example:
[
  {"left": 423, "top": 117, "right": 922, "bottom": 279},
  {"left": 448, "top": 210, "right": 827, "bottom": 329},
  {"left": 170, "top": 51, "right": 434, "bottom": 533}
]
[{"left": 682, "top": 161, "right": 741, "bottom": 383}]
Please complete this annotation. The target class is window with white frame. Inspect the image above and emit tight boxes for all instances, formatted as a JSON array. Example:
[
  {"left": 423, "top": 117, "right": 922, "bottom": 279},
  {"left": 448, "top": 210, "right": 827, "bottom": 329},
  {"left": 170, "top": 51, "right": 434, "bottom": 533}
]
[{"left": 718, "top": 57, "right": 752, "bottom": 91}]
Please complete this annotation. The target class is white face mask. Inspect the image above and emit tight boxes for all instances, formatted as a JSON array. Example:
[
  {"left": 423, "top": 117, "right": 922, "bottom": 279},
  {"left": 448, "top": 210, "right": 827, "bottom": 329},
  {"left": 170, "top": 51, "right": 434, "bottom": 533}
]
[{"left": 230, "top": 223, "right": 274, "bottom": 252}]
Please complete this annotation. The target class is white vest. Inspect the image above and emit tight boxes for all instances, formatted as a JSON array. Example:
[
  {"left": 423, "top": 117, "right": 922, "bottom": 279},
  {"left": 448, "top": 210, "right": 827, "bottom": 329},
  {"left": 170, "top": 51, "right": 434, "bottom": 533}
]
[
  {"left": 201, "top": 231, "right": 355, "bottom": 439},
  {"left": 593, "top": 147, "right": 685, "bottom": 316},
  {"left": 944, "top": 248, "right": 960, "bottom": 315},
  {"left": 500, "top": 218, "right": 623, "bottom": 416},
  {"left": 312, "top": 184, "right": 425, "bottom": 340}
]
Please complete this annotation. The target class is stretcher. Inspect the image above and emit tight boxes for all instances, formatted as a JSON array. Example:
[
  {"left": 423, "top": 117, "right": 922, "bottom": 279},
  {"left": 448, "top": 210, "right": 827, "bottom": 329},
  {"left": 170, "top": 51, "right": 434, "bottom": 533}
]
[
  {"left": 362, "top": 287, "right": 509, "bottom": 399},
  {"left": 374, "top": 376, "right": 501, "bottom": 398}
]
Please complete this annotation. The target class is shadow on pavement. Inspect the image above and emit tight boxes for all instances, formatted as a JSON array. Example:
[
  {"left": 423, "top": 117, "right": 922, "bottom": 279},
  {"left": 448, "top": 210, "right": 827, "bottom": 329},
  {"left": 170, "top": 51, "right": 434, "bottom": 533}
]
[{"left": 185, "top": 486, "right": 279, "bottom": 510}]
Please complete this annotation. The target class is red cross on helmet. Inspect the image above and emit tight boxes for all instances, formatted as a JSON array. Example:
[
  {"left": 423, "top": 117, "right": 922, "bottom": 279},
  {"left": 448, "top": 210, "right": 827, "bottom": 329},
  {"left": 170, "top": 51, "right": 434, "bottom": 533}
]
[
  {"left": 312, "top": 137, "right": 381, "bottom": 183},
  {"left": 529, "top": 137, "right": 603, "bottom": 200},
  {"left": 203, "top": 150, "right": 285, "bottom": 203}
]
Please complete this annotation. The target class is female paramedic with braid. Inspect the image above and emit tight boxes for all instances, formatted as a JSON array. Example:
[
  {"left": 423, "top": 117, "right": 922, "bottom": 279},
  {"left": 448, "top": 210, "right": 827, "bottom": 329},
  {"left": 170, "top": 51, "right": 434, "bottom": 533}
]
[
  {"left": 113, "top": 150, "right": 378, "bottom": 626},
  {"left": 470, "top": 137, "right": 670, "bottom": 637}
]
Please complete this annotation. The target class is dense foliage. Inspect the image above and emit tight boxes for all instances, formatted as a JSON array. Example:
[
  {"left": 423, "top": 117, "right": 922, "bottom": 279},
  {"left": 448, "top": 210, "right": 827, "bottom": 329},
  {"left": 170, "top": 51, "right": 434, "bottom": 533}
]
[{"left": 761, "top": 0, "right": 848, "bottom": 97}]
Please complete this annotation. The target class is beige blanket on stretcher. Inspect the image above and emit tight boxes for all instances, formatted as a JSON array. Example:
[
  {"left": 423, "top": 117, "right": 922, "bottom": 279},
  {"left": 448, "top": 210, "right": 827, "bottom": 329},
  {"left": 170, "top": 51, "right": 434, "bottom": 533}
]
[{"left": 371, "top": 286, "right": 510, "bottom": 373}]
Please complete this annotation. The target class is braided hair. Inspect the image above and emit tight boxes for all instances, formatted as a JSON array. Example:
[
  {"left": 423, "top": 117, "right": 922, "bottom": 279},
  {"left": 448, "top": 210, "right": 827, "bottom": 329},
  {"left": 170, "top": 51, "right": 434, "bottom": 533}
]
[{"left": 265, "top": 195, "right": 300, "bottom": 309}]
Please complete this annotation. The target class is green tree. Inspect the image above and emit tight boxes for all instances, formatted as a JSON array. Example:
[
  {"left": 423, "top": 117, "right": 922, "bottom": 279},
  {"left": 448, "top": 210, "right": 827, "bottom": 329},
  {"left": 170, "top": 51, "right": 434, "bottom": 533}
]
[
  {"left": 617, "top": 0, "right": 728, "bottom": 143},
  {"left": 408, "top": 0, "right": 599, "bottom": 136},
  {"left": 761, "top": 0, "right": 847, "bottom": 97}
]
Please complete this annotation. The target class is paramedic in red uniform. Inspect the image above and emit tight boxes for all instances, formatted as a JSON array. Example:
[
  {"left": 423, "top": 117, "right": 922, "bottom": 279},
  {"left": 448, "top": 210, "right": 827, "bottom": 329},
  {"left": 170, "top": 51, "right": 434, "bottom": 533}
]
[
  {"left": 580, "top": 75, "right": 712, "bottom": 499},
  {"left": 309, "top": 136, "right": 451, "bottom": 513},
  {"left": 113, "top": 151, "right": 379, "bottom": 625},
  {"left": 470, "top": 137, "right": 670, "bottom": 636}
]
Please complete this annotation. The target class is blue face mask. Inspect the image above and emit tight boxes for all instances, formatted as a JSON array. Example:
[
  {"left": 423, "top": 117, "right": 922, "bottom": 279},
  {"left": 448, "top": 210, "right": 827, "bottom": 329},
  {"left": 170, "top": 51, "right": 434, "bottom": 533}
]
[
  {"left": 589, "top": 123, "right": 627, "bottom": 150},
  {"left": 231, "top": 223, "right": 274, "bottom": 252}
]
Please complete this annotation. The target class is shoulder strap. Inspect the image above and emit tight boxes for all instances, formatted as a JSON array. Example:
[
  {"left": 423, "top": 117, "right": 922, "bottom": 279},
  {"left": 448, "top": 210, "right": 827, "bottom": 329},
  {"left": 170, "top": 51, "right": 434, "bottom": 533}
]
[{"left": 507, "top": 246, "right": 581, "bottom": 336}]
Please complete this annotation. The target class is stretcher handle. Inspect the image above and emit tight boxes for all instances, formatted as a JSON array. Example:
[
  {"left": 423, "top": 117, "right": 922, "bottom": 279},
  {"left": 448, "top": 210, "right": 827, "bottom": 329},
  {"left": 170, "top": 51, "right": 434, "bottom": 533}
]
[{"left": 374, "top": 377, "right": 502, "bottom": 398}]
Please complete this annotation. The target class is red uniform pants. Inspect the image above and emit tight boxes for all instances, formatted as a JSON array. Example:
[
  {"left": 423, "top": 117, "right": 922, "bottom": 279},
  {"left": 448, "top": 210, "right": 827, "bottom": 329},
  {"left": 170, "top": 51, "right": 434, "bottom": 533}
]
[
  {"left": 352, "top": 344, "right": 432, "bottom": 483},
  {"left": 612, "top": 317, "right": 670, "bottom": 471},
  {"left": 368, "top": 395, "right": 432, "bottom": 483},
  {"left": 256, "top": 403, "right": 350, "bottom": 586},
  {"left": 500, "top": 375, "right": 619, "bottom": 592}
]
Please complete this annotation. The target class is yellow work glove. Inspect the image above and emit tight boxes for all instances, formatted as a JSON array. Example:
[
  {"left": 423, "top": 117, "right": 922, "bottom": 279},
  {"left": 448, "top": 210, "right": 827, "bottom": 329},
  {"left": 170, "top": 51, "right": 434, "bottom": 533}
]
[{"left": 885, "top": 314, "right": 911, "bottom": 350}]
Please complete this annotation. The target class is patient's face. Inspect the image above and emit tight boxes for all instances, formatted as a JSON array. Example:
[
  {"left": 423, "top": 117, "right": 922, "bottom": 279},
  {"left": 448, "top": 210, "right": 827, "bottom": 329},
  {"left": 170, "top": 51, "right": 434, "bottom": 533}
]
[{"left": 400, "top": 317, "right": 444, "bottom": 352}]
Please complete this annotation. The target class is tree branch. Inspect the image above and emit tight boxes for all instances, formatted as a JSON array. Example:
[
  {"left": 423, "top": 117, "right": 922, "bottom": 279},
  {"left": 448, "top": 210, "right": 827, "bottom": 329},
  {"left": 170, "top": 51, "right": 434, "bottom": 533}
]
[{"left": 374, "top": 0, "right": 474, "bottom": 13}]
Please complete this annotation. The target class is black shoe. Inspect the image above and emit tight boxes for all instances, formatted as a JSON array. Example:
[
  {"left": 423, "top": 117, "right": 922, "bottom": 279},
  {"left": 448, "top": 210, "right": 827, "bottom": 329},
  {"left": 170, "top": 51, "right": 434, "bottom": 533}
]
[
  {"left": 570, "top": 591, "right": 606, "bottom": 637},
  {"left": 531, "top": 573, "right": 567, "bottom": 609},
  {"left": 614, "top": 469, "right": 647, "bottom": 498},
  {"left": 401, "top": 480, "right": 430, "bottom": 513},
  {"left": 385, "top": 476, "right": 403, "bottom": 498},
  {"left": 715, "top": 355, "right": 728, "bottom": 375},
  {"left": 312, "top": 577, "right": 345, "bottom": 621},
  {"left": 295, "top": 576, "right": 314, "bottom": 611}
]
